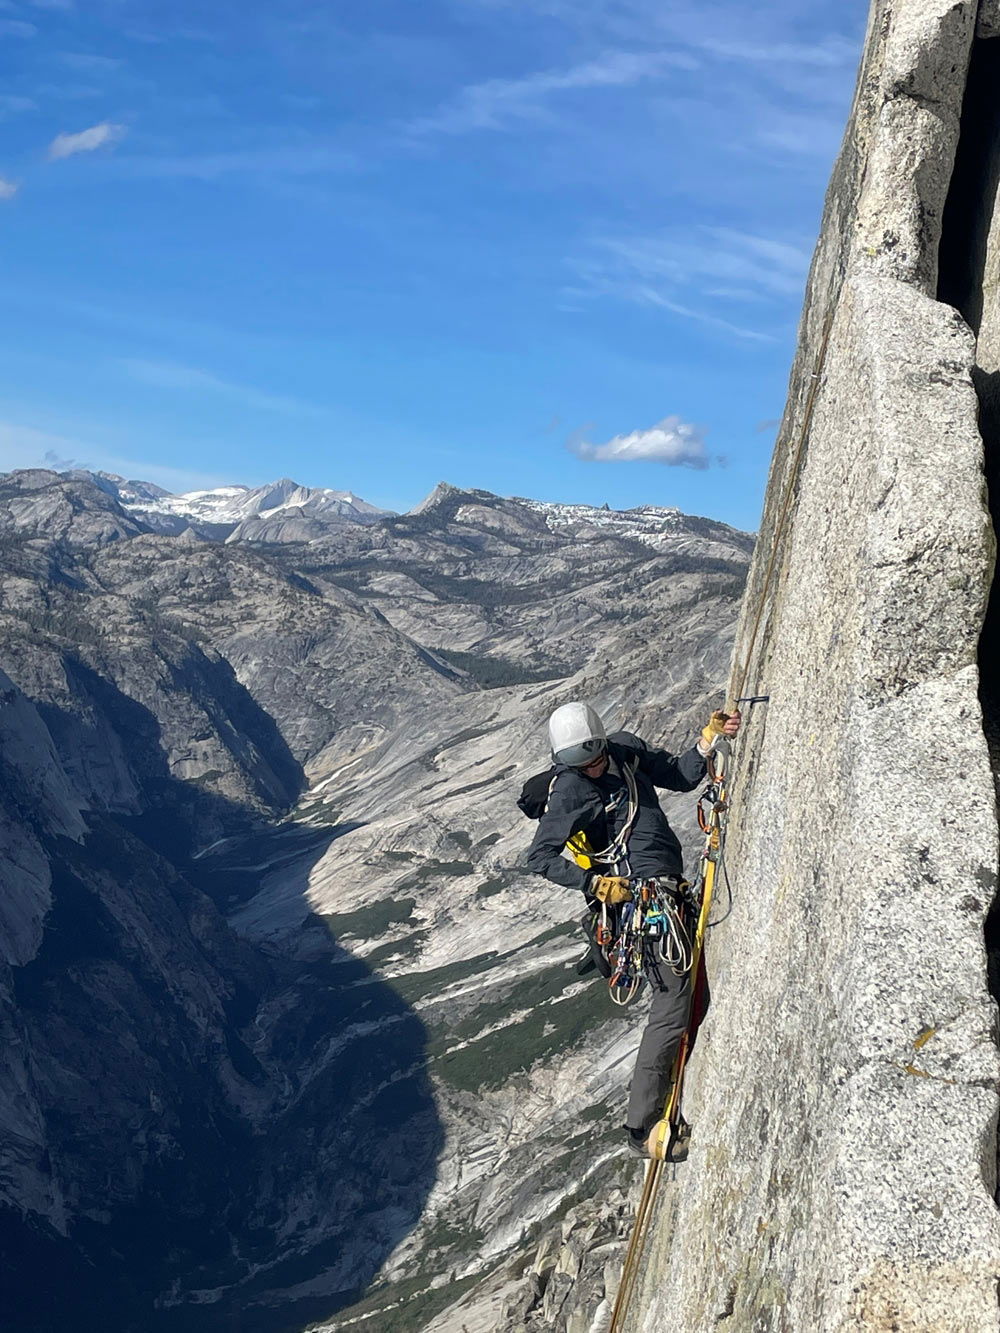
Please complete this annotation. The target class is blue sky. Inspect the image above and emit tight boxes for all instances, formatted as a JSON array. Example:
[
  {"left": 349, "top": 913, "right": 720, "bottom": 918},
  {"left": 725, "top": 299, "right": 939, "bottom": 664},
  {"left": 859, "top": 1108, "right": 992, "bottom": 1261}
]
[{"left": 0, "top": 0, "right": 870, "bottom": 530}]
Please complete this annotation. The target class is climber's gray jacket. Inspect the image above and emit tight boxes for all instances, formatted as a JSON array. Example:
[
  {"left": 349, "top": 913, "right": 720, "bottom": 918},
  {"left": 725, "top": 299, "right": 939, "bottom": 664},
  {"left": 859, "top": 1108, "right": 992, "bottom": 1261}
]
[{"left": 524, "top": 731, "right": 706, "bottom": 892}]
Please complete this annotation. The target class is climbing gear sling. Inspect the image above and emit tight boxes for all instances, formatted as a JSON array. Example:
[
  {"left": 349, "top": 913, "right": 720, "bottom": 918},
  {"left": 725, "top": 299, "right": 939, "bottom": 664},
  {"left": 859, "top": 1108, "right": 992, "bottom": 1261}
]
[{"left": 648, "top": 741, "right": 730, "bottom": 1160}]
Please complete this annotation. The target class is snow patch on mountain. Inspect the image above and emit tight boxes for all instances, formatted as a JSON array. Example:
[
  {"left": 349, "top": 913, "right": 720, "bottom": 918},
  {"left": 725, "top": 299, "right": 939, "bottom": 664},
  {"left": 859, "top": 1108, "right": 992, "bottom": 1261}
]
[
  {"left": 65, "top": 471, "right": 393, "bottom": 541},
  {"left": 140, "top": 477, "right": 391, "bottom": 526}
]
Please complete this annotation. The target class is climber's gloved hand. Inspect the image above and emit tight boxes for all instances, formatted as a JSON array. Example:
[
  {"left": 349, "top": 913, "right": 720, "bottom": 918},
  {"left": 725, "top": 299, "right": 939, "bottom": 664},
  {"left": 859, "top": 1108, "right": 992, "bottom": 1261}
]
[
  {"left": 591, "top": 875, "right": 633, "bottom": 905},
  {"left": 697, "top": 709, "right": 742, "bottom": 756}
]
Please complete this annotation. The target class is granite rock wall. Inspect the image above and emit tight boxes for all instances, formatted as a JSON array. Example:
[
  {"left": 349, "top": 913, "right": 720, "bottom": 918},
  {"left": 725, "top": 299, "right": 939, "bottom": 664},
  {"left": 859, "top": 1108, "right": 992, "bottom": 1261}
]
[{"left": 635, "top": 3, "right": 1000, "bottom": 1329}]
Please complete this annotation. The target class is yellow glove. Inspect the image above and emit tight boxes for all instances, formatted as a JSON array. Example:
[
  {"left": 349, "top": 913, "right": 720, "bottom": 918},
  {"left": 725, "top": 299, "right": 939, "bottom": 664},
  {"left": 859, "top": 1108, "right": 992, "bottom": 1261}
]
[
  {"left": 699, "top": 710, "right": 730, "bottom": 752},
  {"left": 591, "top": 875, "right": 632, "bottom": 905}
]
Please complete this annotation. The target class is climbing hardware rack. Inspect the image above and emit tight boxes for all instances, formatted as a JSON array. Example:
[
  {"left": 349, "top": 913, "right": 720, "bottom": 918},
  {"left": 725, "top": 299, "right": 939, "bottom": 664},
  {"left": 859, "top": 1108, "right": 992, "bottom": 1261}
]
[{"left": 600, "top": 878, "right": 697, "bottom": 1006}]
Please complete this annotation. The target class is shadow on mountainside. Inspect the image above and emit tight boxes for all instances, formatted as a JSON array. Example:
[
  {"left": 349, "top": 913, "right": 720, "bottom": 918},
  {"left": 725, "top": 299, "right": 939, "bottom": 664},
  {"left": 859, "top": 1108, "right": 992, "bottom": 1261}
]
[{"left": 0, "top": 669, "right": 444, "bottom": 1333}]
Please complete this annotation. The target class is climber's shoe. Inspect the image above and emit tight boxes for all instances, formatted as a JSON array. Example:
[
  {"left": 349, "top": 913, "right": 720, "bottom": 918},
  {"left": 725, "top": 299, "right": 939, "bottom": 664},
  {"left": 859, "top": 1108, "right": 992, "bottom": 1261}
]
[
  {"left": 647, "top": 1116, "right": 691, "bottom": 1163},
  {"left": 624, "top": 1126, "right": 649, "bottom": 1159}
]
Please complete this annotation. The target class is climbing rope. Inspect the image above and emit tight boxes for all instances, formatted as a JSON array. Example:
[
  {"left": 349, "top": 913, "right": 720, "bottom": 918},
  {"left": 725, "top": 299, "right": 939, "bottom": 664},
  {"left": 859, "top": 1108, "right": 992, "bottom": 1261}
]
[{"left": 606, "top": 301, "right": 839, "bottom": 1333}]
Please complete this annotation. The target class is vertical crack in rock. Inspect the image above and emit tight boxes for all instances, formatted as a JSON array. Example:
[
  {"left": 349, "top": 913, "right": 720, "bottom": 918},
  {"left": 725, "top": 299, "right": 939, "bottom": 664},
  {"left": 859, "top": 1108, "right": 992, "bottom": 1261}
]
[{"left": 938, "top": 32, "right": 1000, "bottom": 1019}]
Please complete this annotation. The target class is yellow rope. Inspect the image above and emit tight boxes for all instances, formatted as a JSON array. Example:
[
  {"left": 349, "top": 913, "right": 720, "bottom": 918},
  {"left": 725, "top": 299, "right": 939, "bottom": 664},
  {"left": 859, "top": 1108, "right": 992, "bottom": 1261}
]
[
  {"left": 606, "top": 301, "right": 839, "bottom": 1333},
  {"left": 608, "top": 767, "right": 723, "bottom": 1333}
]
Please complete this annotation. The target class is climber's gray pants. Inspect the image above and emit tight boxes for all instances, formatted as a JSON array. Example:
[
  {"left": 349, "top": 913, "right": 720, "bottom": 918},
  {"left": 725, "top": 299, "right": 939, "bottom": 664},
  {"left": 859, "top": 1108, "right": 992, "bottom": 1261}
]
[{"left": 626, "top": 968, "right": 691, "bottom": 1133}]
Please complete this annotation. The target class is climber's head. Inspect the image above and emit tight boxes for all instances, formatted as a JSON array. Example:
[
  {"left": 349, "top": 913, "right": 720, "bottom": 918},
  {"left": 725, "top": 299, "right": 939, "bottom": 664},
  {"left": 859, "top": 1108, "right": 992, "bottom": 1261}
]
[{"left": 548, "top": 701, "right": 607, "bottom": 772}]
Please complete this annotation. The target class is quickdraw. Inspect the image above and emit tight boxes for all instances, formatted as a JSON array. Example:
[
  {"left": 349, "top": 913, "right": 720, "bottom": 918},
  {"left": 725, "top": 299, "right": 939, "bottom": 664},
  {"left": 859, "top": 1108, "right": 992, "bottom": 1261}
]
[{"left": 601, "top": 876, "right": 697, "bottom": 1007}]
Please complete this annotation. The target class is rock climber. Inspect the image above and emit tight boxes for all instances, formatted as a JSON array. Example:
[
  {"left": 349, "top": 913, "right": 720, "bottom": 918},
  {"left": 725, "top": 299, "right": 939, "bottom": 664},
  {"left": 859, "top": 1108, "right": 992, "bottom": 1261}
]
[{"left": 524, "top": 700, "right": 741, "bottom": 1159}]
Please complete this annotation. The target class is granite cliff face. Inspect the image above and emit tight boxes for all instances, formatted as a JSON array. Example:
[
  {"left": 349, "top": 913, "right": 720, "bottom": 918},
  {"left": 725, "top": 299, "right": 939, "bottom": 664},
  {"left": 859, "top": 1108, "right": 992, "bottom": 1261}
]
[
  {"left": 630, "top": 3, "right": 1000, "bottom": 1329},
  {"left": 0, "top": 468, "right": 748, "bottom": 1330}
]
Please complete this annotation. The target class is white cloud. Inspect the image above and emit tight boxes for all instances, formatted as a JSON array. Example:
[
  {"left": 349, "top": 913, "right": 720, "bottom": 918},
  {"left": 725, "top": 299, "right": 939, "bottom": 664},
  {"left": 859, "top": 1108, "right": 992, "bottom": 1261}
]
[
  {"left": 570, "top": 415, "right": 709, "bottom": 467},
  {"left": 0, "top": 18, "right": 37, "bottom": 36},
  {"left": 118, "top": 357, "right": 326, "bottom": 417},
  {"left": 47, "top": 120, "right": 126, "bottom": 160},
  {"left": 0, "top": 177, "right": 19, "bottom": 200},
  {"left": 407, "top": 49, "right": 695, "bottom": 136}
]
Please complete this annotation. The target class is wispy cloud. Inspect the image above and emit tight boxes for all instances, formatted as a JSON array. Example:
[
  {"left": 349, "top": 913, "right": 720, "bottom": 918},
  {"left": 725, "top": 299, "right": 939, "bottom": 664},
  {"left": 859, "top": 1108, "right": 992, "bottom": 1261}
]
[
  {"left": 0, "top": 95, "right": 38, "bottom": 114},
  {"left": 569, "top": 225, "right": 810, "bottom": 341},
  {"left": 34, "top": 82, "right": 101, "bottom": 99},
  {"left": 0, "top": 18, "right": 37, "bottom": 36},
  {"left": 56, "top": 52, "right": 121, "bottom": 72},
  {"left": 697, "top": 34, "right": 858, "bottom": 70},
  {"left": 406, "top": 49, "right": 695, "bottom": 136},
  {"left": 0, "top": 422, "right": 85, "bottom": 474},
  {"left": 600, "top": 228, "right": 809, "bottom": 299},
  {"left": 0, "top": 177, "right": 20, "bottom": 201},
  {"left": 570, "top": 414, "right": 709, "bottom": 467},
  {"left": 755, "top": 111, "right": 844, "bottom": 160},
  {"left": 47, "top": 121, "right": 126, "bottom": 160},
  {"left": 118, "top": 357, "right": 326, "bottom": 417},
  {"left": 126, "top": 24, "right": 215, "bottom": 44}
]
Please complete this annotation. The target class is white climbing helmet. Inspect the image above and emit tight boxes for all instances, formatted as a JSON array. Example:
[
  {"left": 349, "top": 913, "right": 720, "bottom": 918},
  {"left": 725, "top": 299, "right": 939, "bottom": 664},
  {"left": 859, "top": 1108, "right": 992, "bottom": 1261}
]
[{"left": 548, "top": 701, "right": 607, "bottom": 768}]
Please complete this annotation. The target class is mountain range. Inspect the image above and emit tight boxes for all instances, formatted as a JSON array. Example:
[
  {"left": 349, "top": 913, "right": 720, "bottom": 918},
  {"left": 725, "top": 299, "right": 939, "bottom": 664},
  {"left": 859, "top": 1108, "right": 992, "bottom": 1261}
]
[
  {"left": 0, "top": 466, "right": 750, "bottom": 1331},
  {"left": 63, "top": 471, "right": 392, "bottom": 543}
]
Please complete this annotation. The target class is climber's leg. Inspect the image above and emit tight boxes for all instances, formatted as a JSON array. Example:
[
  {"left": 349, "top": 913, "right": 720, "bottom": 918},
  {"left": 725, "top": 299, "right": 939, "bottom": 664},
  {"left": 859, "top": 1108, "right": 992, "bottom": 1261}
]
[{"left": 625, "top": 969, "right": 691, "bottom": 1135}]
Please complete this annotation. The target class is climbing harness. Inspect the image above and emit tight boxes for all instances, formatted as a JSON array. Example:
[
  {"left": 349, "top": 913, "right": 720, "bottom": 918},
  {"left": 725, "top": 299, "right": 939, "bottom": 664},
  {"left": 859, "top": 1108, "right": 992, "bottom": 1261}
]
[{"left": 607, "top": 302, "right": 839, "bottom": 1333}]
